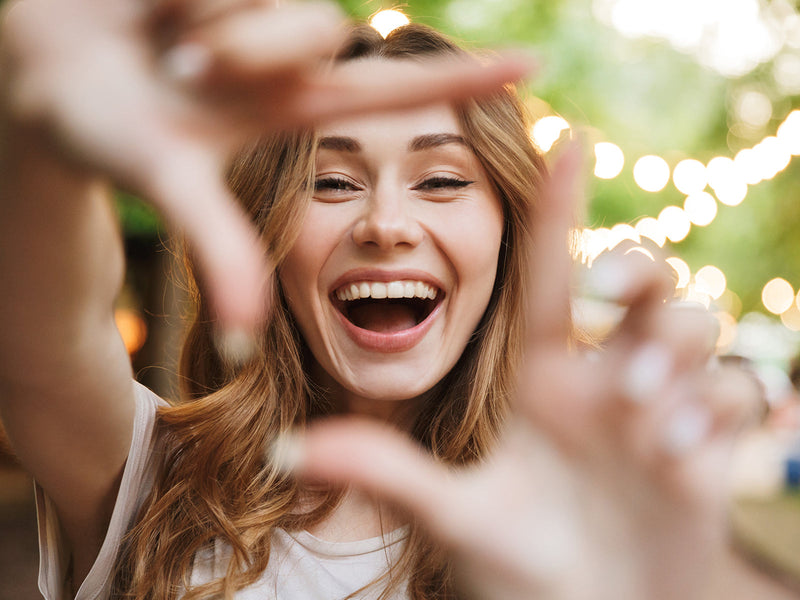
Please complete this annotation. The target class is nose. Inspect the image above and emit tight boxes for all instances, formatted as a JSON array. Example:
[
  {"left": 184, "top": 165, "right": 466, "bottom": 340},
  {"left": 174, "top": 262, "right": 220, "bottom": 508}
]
[{"left": 352, "top": 188, "right": 424, "bottom": 250}]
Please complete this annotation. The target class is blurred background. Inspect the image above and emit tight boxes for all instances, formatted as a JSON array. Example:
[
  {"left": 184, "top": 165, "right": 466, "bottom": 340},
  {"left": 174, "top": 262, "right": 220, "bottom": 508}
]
[{"left": 2, "top": 0, "right": 800, "bottom": 597}]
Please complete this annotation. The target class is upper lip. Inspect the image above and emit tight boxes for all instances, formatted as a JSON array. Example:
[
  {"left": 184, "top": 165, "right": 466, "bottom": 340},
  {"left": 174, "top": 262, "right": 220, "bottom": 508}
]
[{"left": 329, "top": 268, "right": 446, "bottom": 297}]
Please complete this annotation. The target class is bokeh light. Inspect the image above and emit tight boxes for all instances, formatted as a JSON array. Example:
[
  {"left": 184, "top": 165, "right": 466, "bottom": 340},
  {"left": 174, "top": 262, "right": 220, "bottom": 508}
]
[
  {"left": 781, "top": 303, "right": 800, "bottom": 331},
  {"left": 114, "top": 308, "right": 147, "bottom": 355},
  {"left": 635, "top": 217, "right": 666, "bottom": 247},
  {"left": 762, "top": 277, "right": 795, "bottom": 314},
  {"left": 777, "top": 109, "right": 800, "bottom": 154},
  {"left": 531, "top": 116, "right": 570, "bottom": 152},
  {"left": 658, "top": 205, "right": 691, "bottom": 242},
  {"left": 369, "top": 9, "right": 411, "bottom": 38},
  {"left": 694, "top": 265, "right": 727, "bottom": 299},
  {"left": 683, "top": 191, "right": 717, "bottom": 226},
  {"left": 734, "top": 90, "right": 773, "bottom": 128},
  {"left": 633, "top": 155, "right": 670, "bottom": 192},
  {"left": 666, "top": 256, "right": 691, "bottom": 289},
  {"left": 672, "top": 159, "right": 707, "bottom": 195},
  {"left": 715, "top": 311, "right": 738, "bottom": 351},
  {"left": 594, "top": 142, "right": 625, "bottom": 179}
]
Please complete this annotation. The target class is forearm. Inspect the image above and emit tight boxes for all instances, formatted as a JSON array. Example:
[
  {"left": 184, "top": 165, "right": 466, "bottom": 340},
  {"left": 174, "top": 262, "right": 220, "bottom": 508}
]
[{"left": 0, "top": 120, "right": 127, "bottom": 390}]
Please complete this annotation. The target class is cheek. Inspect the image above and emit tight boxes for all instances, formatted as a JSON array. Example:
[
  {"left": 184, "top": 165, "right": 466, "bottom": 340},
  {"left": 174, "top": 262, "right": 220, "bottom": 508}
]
[{"left": 442, "top": 202, "right": 505, "bottom": 291}]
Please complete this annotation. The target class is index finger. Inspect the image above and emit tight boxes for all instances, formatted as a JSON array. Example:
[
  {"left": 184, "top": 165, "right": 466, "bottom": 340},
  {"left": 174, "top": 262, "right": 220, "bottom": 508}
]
[{"left": 525, "top": 141, "right": 585, "bottom": 349}]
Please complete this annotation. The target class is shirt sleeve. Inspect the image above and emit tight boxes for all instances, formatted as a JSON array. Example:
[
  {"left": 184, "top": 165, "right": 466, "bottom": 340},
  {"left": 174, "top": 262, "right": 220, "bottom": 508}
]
[{"left": 35, "top": 381, "right": 166, "bottom": 600}]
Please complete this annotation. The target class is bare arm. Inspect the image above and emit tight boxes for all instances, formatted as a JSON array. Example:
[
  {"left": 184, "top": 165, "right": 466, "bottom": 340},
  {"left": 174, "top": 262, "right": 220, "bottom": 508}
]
[{"left": 0, "top": 122, "right": 136, "bottom": 579}]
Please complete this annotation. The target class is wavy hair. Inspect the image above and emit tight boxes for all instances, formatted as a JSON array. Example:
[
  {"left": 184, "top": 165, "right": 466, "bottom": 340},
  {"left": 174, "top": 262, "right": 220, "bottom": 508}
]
[{"left": 113, "top": 23, "right": 545, "bottom": 600}]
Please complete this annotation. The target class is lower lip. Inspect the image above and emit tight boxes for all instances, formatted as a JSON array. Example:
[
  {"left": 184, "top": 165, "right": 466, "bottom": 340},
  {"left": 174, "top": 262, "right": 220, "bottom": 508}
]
[{"left": 335, "top": 302, "right": 443, "bottom": 353}]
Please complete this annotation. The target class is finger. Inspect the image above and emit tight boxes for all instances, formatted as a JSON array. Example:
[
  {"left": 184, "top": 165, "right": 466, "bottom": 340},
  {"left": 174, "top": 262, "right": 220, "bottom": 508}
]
[
  {"left": 163, "top": 2, "right": 346, "bottom": 83},
  {"left": 525, "top": 141, "right": 584, "bottom": 348},
  {"left": 143, "top": 144, "right": 271, "bottom": 347},
  {"left": 295, "top": 52, "right": 536, "bottom": 125},
  {"left": 283, "top": 418, "right": 459, "bottom": 539}
]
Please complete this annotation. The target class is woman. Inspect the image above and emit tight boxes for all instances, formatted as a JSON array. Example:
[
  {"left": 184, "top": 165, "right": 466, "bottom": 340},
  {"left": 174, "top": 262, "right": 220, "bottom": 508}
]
[{"left": 0, "top": 1, "right": 759, "bottom": 599}]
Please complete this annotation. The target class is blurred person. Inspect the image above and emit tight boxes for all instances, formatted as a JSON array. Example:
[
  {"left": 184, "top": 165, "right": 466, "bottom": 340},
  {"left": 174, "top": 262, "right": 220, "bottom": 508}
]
[{"left": 0, "top": 1, "right": 761, "bottom": 599}]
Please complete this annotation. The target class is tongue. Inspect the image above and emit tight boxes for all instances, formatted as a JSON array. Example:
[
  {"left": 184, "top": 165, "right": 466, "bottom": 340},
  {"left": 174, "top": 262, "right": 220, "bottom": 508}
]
[{"left": 349, "top": 302, "right": 417, "bottom": 333}]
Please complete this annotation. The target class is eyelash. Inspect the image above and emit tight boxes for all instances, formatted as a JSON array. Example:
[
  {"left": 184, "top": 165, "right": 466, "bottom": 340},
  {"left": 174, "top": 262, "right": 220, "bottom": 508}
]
[
  {"left": 413, "top": 176, "right": 475, "bottom": 191},
  {"left": 314, "top": 176, "right": 359, "bottom": 192},
  {"left": 312, "top": 175, "right": 475, "bottom": 199}
]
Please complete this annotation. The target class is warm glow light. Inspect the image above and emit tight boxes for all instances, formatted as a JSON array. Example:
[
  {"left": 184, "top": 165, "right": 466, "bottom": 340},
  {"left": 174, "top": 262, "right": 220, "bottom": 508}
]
[
  {"left": 781, "top": 303, "right": 800, "bottom": 331},
  {"left": 777, "top": 109, "right": 800, "bottom": 155},
  {"left": 694, "top": 265, "right": 727, "bottom": 299},
  {"left": 715, "top": 311, "right": 738, "bottom": 351},
  {"left": 658, "top": 205, "right": 691, "bottom": 243},
  {"left": 672, "top": 159, "right": 707, "bottom": 195},
  {"left": 531, "top": 116, "right": 570, "bottom": 152},
  {"left": 608, "top": 223, "right": 640, "bottom": 249},
  {"left": 684, "top": 283, "right": 712, "bottom": 309},
  {"left": 683, "top": 191, "right": 717, "bottom": 226},
  {"left": 594, "top": 142, "right": 625, "bottom": 179},
  {"left": 635, "top": 217, "right": 666, "bottom": 247},
  {"left": 762, "top": 277, "right": 795, "bottom": 314},
  {"left": 369, "top": 9, "right": 411, "bottom": 38},
  {"left": 718, "top": 289, "right": 743, "bottom": 319},
  {"left": 115, "top": 308, "right": 147, "bottom": 355},
  {"left": 633, "top": 155, "right": 670, "bottom": 192},
  {"left": 706, "top": 156, "right": 737, "bottom": 190},
  {"left": 734, "top": 148, "right": 763, "bottom": 185},
  {"left": 735, "top": 90, "right": 772, "bottom": 128},
  {"left": 753, "top": 136, "right": 792, "bottom": 179},
  {"left": 714, "top": 179, "right": 748, "bottom": 206},
  {"left": 666, "top": 256, "right": 691, "bottom": 289}
]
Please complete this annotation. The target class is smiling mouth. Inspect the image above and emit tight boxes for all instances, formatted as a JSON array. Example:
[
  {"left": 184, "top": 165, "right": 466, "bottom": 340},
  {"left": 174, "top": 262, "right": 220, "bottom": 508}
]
[{"left": 332, "top": 280, "right": 442, "bottom": 333}]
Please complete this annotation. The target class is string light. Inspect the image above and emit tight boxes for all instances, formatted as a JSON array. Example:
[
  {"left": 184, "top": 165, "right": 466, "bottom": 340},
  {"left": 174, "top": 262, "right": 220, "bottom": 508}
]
[
  {"left": 369, "top": 9, "right": 410, "bottom": 38},
  {"left": 594, "top": 142, "right": 625, "bottom": 178},
  {"left": 672, "top": 158, "right": 708, "bottom": 195},
  {"left": 694, "top": 265, "right": 727, "bottom": 299},
  {"left": 762, "top": 278, "right": 795, "bottom": 314},
  {"left": 533, "top": 104, "right": 800, "bottom": 330},
  {"left": 633, "top": 155, "right": 670, "bottom": 192},
  {"left": 531, "top": 116, "right": 570, "bottom": 152}
]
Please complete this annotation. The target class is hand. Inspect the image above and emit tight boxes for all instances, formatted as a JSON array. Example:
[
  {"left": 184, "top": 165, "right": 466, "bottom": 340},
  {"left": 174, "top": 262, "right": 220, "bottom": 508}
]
[
  {"left": 286, "top": 145, "right": 759, "bottom": 599},
  {"left": 0, "top": 0, "right": 532, "bottom": 333}
]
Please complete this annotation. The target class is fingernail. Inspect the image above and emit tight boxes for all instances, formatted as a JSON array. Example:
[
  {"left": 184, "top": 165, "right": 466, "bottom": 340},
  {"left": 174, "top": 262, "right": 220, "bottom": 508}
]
[
  {"left": 662, "top": 404, "right": 711, "bottom": 456},
  {"left": 268, "top": 431, "right": 305, "bottom": 473},
  {"left": 622, "top": 343, "right": 673, "bottom": 405},
  {"left": 162, "top": 42, "right": 212, "bottom": 84},
  {"left": 214, "top": 327, "right": 257, "bottom": 366},
  {"left": 583, "top": 254, "right": 634, "bottom": 302}
]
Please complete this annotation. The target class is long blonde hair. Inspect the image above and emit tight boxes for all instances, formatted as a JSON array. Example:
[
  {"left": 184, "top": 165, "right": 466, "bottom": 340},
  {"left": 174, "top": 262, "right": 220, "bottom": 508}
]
[{"left": 114, "top": 23, "right": 545, "bottom": 600}]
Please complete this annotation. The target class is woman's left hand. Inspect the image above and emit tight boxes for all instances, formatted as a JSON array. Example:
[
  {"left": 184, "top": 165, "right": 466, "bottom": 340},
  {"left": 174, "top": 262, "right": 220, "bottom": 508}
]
[{"left": 285, "top": 145, "right": 759, "bottom": 600}]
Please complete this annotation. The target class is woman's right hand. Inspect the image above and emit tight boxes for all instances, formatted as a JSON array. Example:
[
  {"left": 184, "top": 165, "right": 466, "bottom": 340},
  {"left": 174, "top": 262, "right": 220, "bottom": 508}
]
[{"left": 0, "top": 0, "right": 532, "bottom": 334}]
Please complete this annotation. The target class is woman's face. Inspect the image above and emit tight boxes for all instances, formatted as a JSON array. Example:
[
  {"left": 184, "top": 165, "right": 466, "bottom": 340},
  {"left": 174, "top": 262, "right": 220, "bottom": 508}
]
[{"left": 279, "top": 91, "right": 504, "bottom": 417}]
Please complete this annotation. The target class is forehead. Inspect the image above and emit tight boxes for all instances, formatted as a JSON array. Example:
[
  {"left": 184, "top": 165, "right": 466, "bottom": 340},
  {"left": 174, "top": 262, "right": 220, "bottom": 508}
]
[{"left": 317, "top": 102, "right": 462, "bottom": 143}]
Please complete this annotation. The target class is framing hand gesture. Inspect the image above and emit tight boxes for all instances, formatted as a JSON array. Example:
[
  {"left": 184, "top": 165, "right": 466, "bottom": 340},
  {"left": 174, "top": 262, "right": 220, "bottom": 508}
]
[{"left": 288, "top": 145, "right": 759, "bottom": 600}]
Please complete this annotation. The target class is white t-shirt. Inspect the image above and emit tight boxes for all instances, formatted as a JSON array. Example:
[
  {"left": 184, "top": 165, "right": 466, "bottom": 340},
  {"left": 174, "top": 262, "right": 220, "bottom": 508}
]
[{"left": 35, "top": 381, "right": 409, "bottom": 600}]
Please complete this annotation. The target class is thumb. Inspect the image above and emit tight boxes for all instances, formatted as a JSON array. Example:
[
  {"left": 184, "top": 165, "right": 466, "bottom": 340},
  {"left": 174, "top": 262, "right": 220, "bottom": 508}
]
[{"left": 283, "top": 418, "right": 460, "bottom": 538}]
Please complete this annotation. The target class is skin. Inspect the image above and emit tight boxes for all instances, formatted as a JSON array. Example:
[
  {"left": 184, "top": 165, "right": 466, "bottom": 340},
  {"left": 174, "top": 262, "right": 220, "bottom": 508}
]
[
  {"left": 280, "top": 99, "right": 504, "bottom": 420},
  {"left": 0, "top": 0, "right": 530, "bottom": 589},
  {"left": 0, "top": 0, "right": 777, "bottom": 598}
]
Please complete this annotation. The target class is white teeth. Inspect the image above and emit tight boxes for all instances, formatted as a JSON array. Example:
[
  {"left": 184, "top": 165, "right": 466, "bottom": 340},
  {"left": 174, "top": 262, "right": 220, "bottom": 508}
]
[
  {"left": 387, "top": 282, "right": 404, "bottom": 298},
  {"left": 372, "top": 283, "right": 387, "bottom": 298},
  {"left": 335, "top": 280, "right": 439, "bottom": 301}
]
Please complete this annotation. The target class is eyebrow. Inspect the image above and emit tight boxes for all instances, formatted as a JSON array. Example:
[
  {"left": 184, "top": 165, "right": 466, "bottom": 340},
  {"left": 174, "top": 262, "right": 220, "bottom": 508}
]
[
  {"left": 318, "top": 136, "right": 361, "bottom": 152},
  {"left": 318, "top": 133, "right": 467, "bottom": 154},
  {"left": 409, "top": 133, "right": 468, "bottom": 152}
]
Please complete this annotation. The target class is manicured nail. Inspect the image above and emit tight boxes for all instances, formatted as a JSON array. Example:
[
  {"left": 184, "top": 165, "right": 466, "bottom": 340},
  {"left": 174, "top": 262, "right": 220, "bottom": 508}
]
[
  {"left": 268, "top": 431, "right": 305, "bottom": 473},
  {"left": 162, "top": 42, "right": 212, "bottom": 84},
  {"left": 663, "top": 404, "right": 711, "bottom": 456},
  {"left": 583, "top": 254, "right": 635, "bottom": 302},
  {"left": 622, "top": 343, "right": 673, "bottom": 405},
  {"left": 214, "top": 327, "right": 257, "bottom": 366}
]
